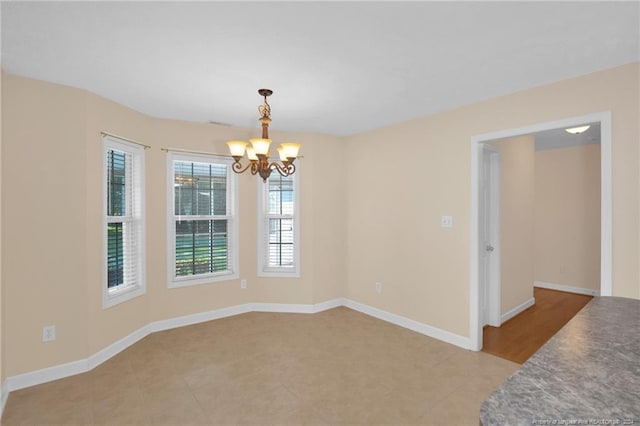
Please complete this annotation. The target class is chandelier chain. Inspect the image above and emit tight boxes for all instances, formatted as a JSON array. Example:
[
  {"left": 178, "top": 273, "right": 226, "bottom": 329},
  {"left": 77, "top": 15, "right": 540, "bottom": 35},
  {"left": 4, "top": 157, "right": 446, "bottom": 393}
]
[{"left": 258, "top": 95, "right": 271, "bottom": 120}]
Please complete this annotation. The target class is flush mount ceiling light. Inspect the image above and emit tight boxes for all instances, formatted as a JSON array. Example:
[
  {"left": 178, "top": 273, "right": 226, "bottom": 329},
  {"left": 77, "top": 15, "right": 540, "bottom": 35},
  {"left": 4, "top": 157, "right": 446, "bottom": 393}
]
[
  {"left": 226, "top": 89, "right": 301, "bottom": 182},
  {"left": 565, "top": 125, "right": 591, "bottom": 134}
]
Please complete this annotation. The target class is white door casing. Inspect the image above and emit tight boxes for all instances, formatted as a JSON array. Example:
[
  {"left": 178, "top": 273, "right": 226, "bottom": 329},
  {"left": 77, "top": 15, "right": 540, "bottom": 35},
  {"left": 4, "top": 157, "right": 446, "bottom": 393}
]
[{"left": 469, "top": 111, "right": 612, "bottom": 351}]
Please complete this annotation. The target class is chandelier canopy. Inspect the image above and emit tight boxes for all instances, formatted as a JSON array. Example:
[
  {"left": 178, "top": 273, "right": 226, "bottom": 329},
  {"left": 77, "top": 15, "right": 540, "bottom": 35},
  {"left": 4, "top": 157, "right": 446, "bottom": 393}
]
[{"left": 226, "top": 89, "right": 301, "bottom": 182}]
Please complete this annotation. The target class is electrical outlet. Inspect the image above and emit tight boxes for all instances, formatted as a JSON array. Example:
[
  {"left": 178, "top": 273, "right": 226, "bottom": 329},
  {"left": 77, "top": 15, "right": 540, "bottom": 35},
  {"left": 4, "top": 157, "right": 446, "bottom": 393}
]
[
  {"left": 441, "top": 215, "right": 454, "bottom": 228},
  {"left": 42, "top": 325, "right": 56, "bottom": 342},
  {"left": 240, "top": 279, "right": 247, "bottom": 289},
  {"left": 375, "top": 282, "right": 382, "bottom": 294}
]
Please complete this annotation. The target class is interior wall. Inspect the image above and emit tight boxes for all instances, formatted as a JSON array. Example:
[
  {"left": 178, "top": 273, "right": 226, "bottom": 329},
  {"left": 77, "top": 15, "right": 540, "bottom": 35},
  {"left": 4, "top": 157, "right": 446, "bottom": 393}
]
[
  {"left": 1, "top": 62, "right": 639, "bottom": 380},
  {"left": 490, "top": 136, "right": 535, "bottom": 314},
  {"left": 534, "top": 144, "right": 601, "bottom": 291},
  {"left": 345, "top": 62, "right": 639, "bottom": 338},
  {"left": 3, "top": 75, "right": 90, "bottom": 375},
  {"left": 3, "top": 73, "right": 346, "bottom": 377}
]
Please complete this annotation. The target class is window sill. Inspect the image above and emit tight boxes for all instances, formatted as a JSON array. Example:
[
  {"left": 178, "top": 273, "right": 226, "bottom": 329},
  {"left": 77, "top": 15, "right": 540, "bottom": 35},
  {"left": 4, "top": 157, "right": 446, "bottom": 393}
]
[
  {"left": 257, "top": 269, "right": 300, "bottom": 279},
  {"left": 103, "top": 284, "right": 145, "bottom": 309},
  {"left": 168, "top": 271, "right": 239, "bottom": 289}
]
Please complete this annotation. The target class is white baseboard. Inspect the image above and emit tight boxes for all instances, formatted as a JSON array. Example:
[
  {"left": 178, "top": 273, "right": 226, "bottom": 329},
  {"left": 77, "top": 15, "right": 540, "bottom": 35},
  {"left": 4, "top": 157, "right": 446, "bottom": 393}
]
[
  {"left": 4, "top": 357, "right": 88, "bottom": 396},
  {"left": 310, "top": 298, "right": 347, "bottom": 313},
  {"left": 343, "top": 299, "right": 471, "bottom": 350},
  {"left": 151, "top": 304, "right": 253, "bottom": 333},
  {"left": 252, "top": 302, "right": 315, "bottom": 313},
  {"left": 1, "top": 295, "right": 465, "bottom": 409},
  {"left": 1, "top": 380, "right": 8, "bottom": 417},
  {"left": 501, "top": 297, "right": 535, "bottom": 324},
  {"left": 89, "top": 323, "right": 153, "bottom": 370},
  {"left": 251, "top": 298, "right": 345, "bottom": 314},
  {"left": 534, "top": 281, "right": 600, "bottom": 296}
]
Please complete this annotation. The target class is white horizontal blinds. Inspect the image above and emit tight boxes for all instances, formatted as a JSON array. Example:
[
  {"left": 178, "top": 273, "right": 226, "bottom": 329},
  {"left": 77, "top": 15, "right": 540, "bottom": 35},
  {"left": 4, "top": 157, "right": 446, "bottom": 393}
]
[
  {"left": 173, "top": 160, "right": 232, "bottom": 278},
  {"left": 264, "top": 173, "right": 295, "bottom": 270},
  {"left": 106, "top": 149, "right": 126, "bottom": 288},
  {"left": 105, "top": 144, "right": 143, "bottom": 292}
]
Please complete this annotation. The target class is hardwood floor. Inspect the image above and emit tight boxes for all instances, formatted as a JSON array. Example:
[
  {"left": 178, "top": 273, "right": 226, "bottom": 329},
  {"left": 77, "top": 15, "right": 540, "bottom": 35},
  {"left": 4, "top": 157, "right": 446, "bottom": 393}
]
[{"left": 482, "top": 287, "right": 593, "bottom": 364}]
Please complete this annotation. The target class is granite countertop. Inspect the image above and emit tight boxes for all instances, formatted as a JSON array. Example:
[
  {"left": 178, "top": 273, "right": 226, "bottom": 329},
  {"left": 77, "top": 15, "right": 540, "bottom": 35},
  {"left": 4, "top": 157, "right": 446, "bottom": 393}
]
[{"left": 480, "top": 296, "right": 640, "bottom": 425}]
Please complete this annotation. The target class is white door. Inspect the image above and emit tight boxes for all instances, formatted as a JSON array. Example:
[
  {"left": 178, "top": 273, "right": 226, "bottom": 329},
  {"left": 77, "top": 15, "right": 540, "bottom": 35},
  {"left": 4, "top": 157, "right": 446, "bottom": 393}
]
[{"left": 479, "top": 145, "right": 501, "bottom": 327}]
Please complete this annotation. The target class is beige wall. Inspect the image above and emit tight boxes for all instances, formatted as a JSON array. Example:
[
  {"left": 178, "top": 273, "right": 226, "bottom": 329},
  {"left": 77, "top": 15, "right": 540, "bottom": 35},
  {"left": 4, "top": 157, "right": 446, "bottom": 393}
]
[
  {"left": 3, "top": 75, "right": 90, "bottom": 374},
  {"left": 490, "top": 136, "right": 535, "bottom": 314},
  {"left": 345, "top": 62, "right": 639, "bottom": 337},
  {"left": 2, "top": 74, "right": 346, "bottom": 376},
  {"left": 534, "top": 144, "right": 601, "bottom": 291},
  {"left": 2, "top": 62, "right": 639, "bottom": 379}
]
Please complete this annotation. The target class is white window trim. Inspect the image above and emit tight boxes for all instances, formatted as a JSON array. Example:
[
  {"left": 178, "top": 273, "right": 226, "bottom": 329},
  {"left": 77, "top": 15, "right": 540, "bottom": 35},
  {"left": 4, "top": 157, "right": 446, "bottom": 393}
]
[
  {"left": 102, "top": 136, "right": 146, "bottom": 309},
  {"left": 257, "top": 169, "right": 300, "bottom": 278},
  {"left": 166, "top": 152, "right": 239, "bottom": 288}
]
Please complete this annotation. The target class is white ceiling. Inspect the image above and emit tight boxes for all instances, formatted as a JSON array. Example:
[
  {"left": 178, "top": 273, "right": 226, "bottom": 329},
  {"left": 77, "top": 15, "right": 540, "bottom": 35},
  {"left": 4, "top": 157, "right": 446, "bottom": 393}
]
[
  {"left": 534, "top": 122, "right": 601, "bottom": 151},
  {"left": 2, "top": 2, "right": 638, "bottom": 136}
]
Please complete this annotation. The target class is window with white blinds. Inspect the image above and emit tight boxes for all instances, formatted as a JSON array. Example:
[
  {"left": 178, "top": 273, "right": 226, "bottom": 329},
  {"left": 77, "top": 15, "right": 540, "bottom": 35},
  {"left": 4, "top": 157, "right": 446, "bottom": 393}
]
[
  {"left": 168, "top": 153, "right": 238, "bottom": 287},
  {"left": 258, "top": 172, "right": 299, "bottom": 277},
  {"left": 103, "top": 136, "right": 146, "bottom": 308}
]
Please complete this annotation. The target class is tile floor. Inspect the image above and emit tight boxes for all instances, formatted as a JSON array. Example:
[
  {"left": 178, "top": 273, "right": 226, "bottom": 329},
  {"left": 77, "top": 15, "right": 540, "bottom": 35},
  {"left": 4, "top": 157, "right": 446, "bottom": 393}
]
[{"left": 2, "top": 307, "right": 520, "bottom": 425}]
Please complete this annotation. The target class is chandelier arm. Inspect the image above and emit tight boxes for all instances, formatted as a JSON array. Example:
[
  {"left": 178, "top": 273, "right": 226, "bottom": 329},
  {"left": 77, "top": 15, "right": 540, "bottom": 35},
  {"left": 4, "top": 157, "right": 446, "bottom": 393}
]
[
  {"left": 270, "top": 161, "right": 296, "bottom": 177},
  {"left": 231, "top": 160, "right": 257, "bottom": 174},
  {"left": 251, "top": 161, "right": 261, "bottom": 175}
]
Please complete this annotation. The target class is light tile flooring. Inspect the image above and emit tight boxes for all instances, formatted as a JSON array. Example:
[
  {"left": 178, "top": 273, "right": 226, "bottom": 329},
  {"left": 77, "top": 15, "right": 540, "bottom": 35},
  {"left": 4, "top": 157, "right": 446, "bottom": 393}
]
[{"left": 2, "top": 307, "right": 519, "bottom": 425}]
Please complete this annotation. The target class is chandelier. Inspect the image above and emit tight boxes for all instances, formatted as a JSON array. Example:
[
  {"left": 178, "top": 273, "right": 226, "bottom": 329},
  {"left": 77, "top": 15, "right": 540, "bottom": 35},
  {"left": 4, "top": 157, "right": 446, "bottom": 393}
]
[{"left": 226, "top": 89, "right": 301, "bottom": 182}]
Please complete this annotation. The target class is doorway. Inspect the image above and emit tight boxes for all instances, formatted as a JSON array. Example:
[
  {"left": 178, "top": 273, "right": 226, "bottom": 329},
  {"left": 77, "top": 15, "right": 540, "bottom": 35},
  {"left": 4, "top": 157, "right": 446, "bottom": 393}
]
[{"left": 469, "top": 112, "right": 612, "bottom": 351}]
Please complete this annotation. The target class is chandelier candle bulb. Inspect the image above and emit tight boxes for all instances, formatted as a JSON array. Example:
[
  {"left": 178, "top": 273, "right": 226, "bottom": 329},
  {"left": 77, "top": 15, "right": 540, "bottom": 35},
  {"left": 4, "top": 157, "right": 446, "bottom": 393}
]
[
  {"left": 280, "top": 143, "right": 301, "bottom": 160},
  {"left": 277, "top": 146, "right": 288, "bottom": 162},
  {"left": 250, "top": 138, "right": 272, "bottom": 156},
  {"left": 246, "top": 146, "right": 258, "bottom": 161},
  {"left": 226, "top": 141, "right": 248, "bottom": 158},
  {"left": 225, "top": 88, "right": 300, "bottom": 181}
]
